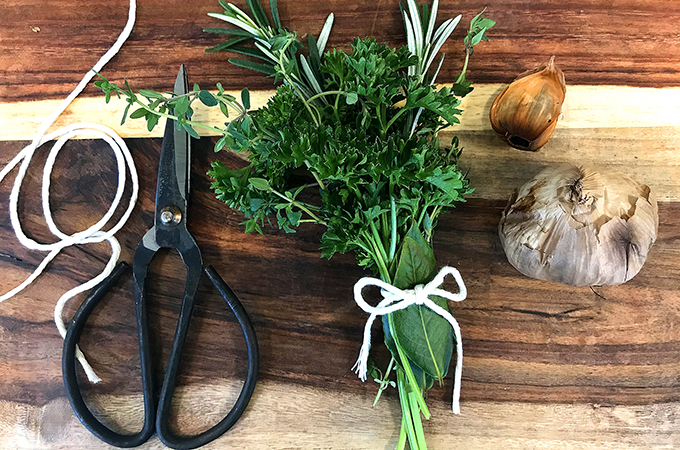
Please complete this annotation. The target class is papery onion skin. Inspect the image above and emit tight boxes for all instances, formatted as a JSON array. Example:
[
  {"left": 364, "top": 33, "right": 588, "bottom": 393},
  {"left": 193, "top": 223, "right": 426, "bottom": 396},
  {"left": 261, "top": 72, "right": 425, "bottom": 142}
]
[
  {"left": 499, "top": 164, "right": 658, "bottom": 286},
  {"left": 490, "top": 57, "right": 566, "bottom": 152}
]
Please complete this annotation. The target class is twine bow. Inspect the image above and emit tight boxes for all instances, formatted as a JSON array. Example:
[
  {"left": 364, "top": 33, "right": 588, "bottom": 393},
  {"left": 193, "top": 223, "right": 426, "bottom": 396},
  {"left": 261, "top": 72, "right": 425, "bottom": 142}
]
[{"left": 352, "top": 266, "right": 467, "bottom": 414}]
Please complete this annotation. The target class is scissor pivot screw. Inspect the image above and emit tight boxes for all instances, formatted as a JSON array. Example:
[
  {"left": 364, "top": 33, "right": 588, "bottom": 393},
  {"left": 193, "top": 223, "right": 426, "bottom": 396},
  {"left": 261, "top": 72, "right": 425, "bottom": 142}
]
[{"left": 160, "top": 206, "right": 182, "bottom": 226}]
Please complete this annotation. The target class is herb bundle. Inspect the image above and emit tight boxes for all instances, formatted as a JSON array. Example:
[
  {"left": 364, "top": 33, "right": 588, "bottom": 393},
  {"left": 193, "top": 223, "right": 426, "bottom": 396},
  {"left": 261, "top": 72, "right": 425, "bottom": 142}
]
[{"left": 97, "top": 1, "right": 493, "bottom": 447}]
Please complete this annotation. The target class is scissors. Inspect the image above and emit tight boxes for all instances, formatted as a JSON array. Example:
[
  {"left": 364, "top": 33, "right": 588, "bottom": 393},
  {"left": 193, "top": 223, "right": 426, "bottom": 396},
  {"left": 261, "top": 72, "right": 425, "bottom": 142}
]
[{"left": 62, "top": 65, "right": 259, "bottom": 449}]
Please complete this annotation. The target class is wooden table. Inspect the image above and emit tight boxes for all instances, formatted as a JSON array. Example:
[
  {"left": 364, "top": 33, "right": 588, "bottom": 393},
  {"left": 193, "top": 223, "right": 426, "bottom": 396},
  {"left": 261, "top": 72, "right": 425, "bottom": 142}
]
[{"left": 1, "top": 0, "right": 680, "bottom": 448}]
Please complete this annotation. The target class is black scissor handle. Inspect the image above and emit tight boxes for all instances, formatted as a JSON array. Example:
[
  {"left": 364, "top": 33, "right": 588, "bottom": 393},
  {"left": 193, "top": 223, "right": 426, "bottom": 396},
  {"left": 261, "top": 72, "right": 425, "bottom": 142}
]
[
  {"left": 62, "top": 261, "right": 156, "bottom": 448},
  {"left": 156, "top": 266, "right": 259, "bottom": 450},
  {"left": 62, "top": 262, "right": 259, "bottom": 450}
]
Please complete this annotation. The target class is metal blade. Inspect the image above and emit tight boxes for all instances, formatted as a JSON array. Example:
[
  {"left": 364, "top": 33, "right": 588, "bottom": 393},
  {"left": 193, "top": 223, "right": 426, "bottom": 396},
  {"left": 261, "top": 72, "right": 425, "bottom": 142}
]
[
  {"left": 154, "top": 65, "right": 191, "bottom": 247},
  {"left": 173, "top": 64, "right": 190, "bottom": 202}
]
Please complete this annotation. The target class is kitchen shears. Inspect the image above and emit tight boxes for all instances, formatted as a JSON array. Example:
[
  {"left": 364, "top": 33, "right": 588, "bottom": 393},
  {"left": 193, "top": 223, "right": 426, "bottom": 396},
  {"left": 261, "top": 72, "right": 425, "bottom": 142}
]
[{"left": 62, "top": 65, "right": 259, "bottom": 449}]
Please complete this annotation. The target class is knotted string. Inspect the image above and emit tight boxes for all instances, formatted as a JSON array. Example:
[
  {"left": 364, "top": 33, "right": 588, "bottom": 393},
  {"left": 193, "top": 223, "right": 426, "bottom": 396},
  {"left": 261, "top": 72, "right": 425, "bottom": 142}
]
[
  {"left": 353, "top": 266, "right": 467, "bottom": 414},
  {"left": 0, "top": 0, "right": 138, "bottom": 382}
]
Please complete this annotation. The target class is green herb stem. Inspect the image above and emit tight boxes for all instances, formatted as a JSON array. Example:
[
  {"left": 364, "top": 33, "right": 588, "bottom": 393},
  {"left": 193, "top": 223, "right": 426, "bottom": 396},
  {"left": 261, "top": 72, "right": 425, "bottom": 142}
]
[
  {"left": 333, "top": 80, "right": 345, "bottom": 123},
  {"left": 368, "top": 219, "right": 389, "bottom": 268},
  {"left": 372, "top": 357, "right": 396, "bottom": 407},
  {"left": 306, "top": 90, "right": 349, "bottom": 104},
  {"left": 416, "top": 204, "right": 430, "bottom": 228},
  {"left": 408, "top": 388, "right": 427, "bottom": 449},
  {"left": 389, "top": 314, "right": 431, "bottom": 418},
  {"left": 270, "top": 188, "right": 327, "bottom": 225},
  {"left": 396, "top": 421, "right": 408, "bottom": 450},
  {"left": 363, "top": 232, "right": 390, "bottom": 282},
  {"left": 311, "top": 172, "right": 326, "bottom": 191},
  {"left": 389, "top": 197, "right": 398, "bottom": 261},
  {"left": 455, "top": 48, "right": 471, "bottom": 85},
  {"left": 397, "top": 368, "right": 420, "bottom": 450},
  {"left": 278, "top": 39, "right": 320, "bottom": 125},
  {"left": 132, "top": 100, "right": 228, "bottom": 136},
  {"left": 384, "top": 107, "right": 408, "bottom": 134}
]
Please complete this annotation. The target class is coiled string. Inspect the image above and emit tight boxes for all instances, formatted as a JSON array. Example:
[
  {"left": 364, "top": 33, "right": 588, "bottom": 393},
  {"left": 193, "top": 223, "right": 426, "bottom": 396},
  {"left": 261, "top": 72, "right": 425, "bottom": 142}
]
[{"left": 0, "top": 0, "right": 138, "bottom": 382}]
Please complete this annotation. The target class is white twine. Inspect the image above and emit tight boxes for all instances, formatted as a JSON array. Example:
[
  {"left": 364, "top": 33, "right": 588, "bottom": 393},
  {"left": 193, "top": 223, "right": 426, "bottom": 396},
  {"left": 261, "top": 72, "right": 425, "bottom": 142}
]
[
  {"left": 352, "top": 266, "right": 467, "bottom": 414},
  {"left": 0, "top": 0, "right": 138, "bottom": 382}
]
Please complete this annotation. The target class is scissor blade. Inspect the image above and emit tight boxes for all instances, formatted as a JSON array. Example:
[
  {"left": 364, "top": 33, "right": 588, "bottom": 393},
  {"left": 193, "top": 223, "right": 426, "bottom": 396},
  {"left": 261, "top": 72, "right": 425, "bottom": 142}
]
[
  {"left": 154, "top": 65, "right": 191, "bottom": 241},
  {"left": 174, "top": 64, "right": 188, "bottom": 96},
  {"left": 173, "top": 64, "right": 190, "bottom": 202}
]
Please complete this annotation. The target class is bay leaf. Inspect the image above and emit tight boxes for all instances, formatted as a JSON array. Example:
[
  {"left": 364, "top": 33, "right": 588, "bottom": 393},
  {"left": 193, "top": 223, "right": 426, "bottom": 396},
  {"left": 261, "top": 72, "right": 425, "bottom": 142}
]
[{"left": 388, "top": 226, "right": 455, "bottom": 382}]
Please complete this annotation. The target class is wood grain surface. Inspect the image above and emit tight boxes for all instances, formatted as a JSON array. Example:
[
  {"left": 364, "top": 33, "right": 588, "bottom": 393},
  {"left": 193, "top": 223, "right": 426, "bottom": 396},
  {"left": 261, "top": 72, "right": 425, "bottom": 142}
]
[
  {"left": 1, "top": 0, "right": 680, "bottom": 448},
  {"left": 2, "top": 0, "right": 680, "bottom": 103}
]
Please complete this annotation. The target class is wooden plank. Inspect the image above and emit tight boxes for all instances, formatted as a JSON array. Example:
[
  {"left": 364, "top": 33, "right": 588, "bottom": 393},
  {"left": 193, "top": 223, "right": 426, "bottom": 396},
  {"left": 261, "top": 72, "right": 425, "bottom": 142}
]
[
  {"left": 1, "top": 386, "right": 679, "bottom": 449},
  {"left": 2, "top": 85, "right": 680, "bottom": 140},
  {"left": 2, "top": 85, "right": 679, "bottom": 201},
  {"left": 2, "top": 0, "right": 680, "bottom": 103},
  {"left": 2, "top": 0, "right": 680, "bottom": 447},
  {"left": 0, "top": 138, "right": 679, "bottom": 448}
]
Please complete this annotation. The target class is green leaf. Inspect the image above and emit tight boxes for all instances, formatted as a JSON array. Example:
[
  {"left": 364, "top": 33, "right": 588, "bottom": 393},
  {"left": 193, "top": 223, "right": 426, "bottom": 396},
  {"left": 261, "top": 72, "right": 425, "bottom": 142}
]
[
  {"left": 205, "top": 36, "right": 249, "bottom": 53},
  {"left": 249, "top": 177, "right": 271, "bottom": 191},
  {"left": 287, "top": 211, "right": 302, "bottom": 226},
  {"left": 391, "top": 296, "right": 454, "bottom": 382},
  {"left": 183, "top": 123, "right": 200, "bottom": 139},
  {"left": 465, "top": 9, "right": 495, "bottom": 50},
  {"left": 147, "top": 114, "right": 160, "bottom": 132},
  {"left": 121, "top": 103, "right": 131, "bottom": 125},
  {"left": 346, "top": 92, "right": 358, "bottom": 105},
  {"left": 215, "top": 135, "right": 228, "bottom": 152},
  {"left": 389, "top": 226, "right": 454, "bottom": 381},
  {"left": 250, "top": 198, "right": 264, "bottom": 211},
  {"left": 393, "top": 226, "right": 436, "bottom": 290},
  {"left": 241, "top": 88, "right": 251, "bottom": 109},
  {"left": 244, "top": 218, "right": 258, "bottom": 234},
  {"left": 269, "top": 0, "right": 281, "bottom": 29},
  {"left": 241, "top": 116, "right": 251, "bottom": 134},
  {"left": 470, "top": 29, "right": 486, "bottom": 46},
  {"left": 452, "top": 77, "right": 474, "bottom": 97},
  {"left": 307, "top": 34, "right": 322, "bottom": 78},
  {"left": 203, "top": 27, "right": 255, "bottom": 37},
  {"left": 226, "top": 45, "right": 270, "bottom": 61},
  {"left": 174, "top": 96, "right": 190, "bottom": 116},
  {"left": 129, "top": 108, "right": 147, "bottom": 119},
  {"left": 317, "top": 13, "right": 334, "bottom": 55},
  {"left": 139, "top": 89, "right": 164, "bottom": 99},
  {"left": 382, "top": 315, "right": 434, "bottom": 391},
  {"left": 427, "top": 170, "right": 463, "bottom": 200},
  {"left": 246, "top": 0, "right": 270, "bottom": 28},
  {"left": 199, "top": 90, "right": 219, "bottom": 107},
  {"left": 219, "top": 102, "right": 230, "bottom": 117}
]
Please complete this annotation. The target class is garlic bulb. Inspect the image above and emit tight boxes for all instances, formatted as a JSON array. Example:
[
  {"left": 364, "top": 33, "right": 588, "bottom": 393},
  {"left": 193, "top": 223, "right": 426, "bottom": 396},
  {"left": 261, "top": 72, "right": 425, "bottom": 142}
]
[
  {"left": 499, "top": 164, "right": 658, "bottom": 286},
  {"left": 490, "top": 57, "right": 566, "bottom": 151}
]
